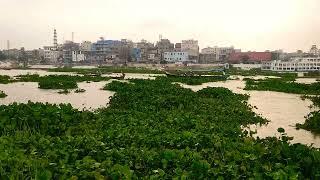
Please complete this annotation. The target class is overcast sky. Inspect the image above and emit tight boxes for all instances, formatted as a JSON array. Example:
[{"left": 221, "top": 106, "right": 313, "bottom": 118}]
[{"left": 0, "top": 0, "right": 319, "bottom": 51}]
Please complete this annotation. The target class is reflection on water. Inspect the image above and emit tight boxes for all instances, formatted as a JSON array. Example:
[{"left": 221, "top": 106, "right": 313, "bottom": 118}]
[
  {"left": 179, "top": 78, "right": 320, "bottom": 148},
  {"left": 0, "top": 81, "right": 114, "bottom": 110}
]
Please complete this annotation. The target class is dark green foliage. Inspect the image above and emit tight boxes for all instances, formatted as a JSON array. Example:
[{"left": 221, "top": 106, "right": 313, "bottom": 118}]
[
  {"left": 39, "top": 80, "right": 78, "bottom": 89},
  {"left": 14, "top": 74, "right": 111, "bottom": 89},
  {"left": 245, "top": 78, "right": 320, "bottom": 95},
  {"left": 0, "top": 74, "right": 110, "bottom": 89},
  {"left": 310, "top": 96, "right": 320, "bottom": 107},
  {"left": 0, "top": 75, "right": 12, "bottom": 84},
  {"left": 156, "top": 75, "right": 228, "bottom": 85},
  {"left": 227, "top": 68, "right": 297, "bottom": 79},
  {"left": 0, "top": 51, "right": 7, "bottom": 60},
  {"left": 197, "top": 87, "right": 249, "bottom": 100},
  {"left": 298, "top": 96, "right": 320, "bottom": 134},
  {"left": 297, "top": 111, "right": 320, "bottom": 134},
  {"left": 301, "top": 95, "right": 320, "bottom": 107},
  {"left": 0, "top": 102, "right": 93, "bottom": 136},
  {"left": 0, "top": 79, "right": 319, "bottom": 179},
  {"left": 0, "top": 90, "right": 7, "bottom": 98}
]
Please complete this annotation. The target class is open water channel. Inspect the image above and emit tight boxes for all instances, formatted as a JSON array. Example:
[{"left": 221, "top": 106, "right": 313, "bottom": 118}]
[
  {"left": 0, "top": 69, "right": 319, "bottom": 147},
  {"left": 179, "top": 76, "right": 320, "bottom": 148}
]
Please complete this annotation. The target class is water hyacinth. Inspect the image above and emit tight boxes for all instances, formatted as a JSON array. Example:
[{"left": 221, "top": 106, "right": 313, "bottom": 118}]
[{"left": 0, "top": 78, "right": 319, "bottom": 179}]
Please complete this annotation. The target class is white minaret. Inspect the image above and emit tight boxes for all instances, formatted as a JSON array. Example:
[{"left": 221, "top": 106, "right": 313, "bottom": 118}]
[{"left": 53, "top": 29, "right": 57, "bottom": 49}]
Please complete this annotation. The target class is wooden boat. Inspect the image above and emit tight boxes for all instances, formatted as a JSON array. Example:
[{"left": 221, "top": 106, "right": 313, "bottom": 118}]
[
  {"left": 112, "top": 73, "right": 125, "bottom": 80},
  {"left": 165, "top": 71, "right": 179, "bottom": 77}
]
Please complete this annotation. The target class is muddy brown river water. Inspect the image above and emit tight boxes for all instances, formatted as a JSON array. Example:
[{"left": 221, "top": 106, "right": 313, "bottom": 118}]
[{"left": 179, "top": 77, "right": 320, "bottom": 148}]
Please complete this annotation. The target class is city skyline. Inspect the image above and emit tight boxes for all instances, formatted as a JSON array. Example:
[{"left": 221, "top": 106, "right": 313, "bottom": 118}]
[{"left": 1, "top": 0, "right": 320, "bottom": 52}]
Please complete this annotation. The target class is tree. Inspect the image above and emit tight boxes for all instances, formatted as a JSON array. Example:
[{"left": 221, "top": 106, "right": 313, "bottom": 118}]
[{"left": 0, "top": 51, "right": 7, "bottom": 61}]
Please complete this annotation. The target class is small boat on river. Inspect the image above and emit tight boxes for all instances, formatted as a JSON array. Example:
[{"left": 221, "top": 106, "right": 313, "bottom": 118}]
[{"left": 112, "top": 73, "right": 125, "bottom": 80}]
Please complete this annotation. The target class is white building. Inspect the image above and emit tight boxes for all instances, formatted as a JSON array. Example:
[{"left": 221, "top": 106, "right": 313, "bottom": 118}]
[
  {"left": 262, "top": 57, "right": 320, "bottom": 71},
  {"left": 72, "top": 51, "right": 85, "bottom": 62},
  {"left": 233, "top": 63, "right": 262, "bottom": 70},
  {"left": 44, "top": 46, "right": 59, "bottom": 63},
  {"left": 201, "top": 47, "right": 215, "bottom": 54},
  {"left": 164, "top": 52, "right": 189, "bottom": 63},
  {"left": 181, "top": 40, "right": 199, "bottom": 60}
]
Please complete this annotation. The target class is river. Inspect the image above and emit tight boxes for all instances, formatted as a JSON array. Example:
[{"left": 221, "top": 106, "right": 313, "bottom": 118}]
[
  {"left": 178, "top": 77, "right": 320, "bottom": 148},
  {"left": 0, "top": 70, "right": 319, "bottom": 147}
]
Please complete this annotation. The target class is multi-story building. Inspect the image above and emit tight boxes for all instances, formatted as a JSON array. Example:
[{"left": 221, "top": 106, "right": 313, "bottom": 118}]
[
  {"left": 79, "top": 41, "right": 93, "bottom": 62},
  {"left": 44, "top": 46, "right": 59, "bottom": 63},
  {"left": 164, "top": 52, "right": 189, "bottom": 63},
  {"left": 25, "top": 49, "right": 44, "bottom": 63},
  {"left": 63, "top": 41, "right": 80, "bottom": 63},
  {"left": 229, "top": 52, "right": 272, "bottom": 64},
  {"left": 174, "top": 43, "right": 182, "bottom": 52},
  {"left": 262, "top": 57, "right": 320, "bottom": 71},
  {"left": 72, "top": 51, "right": 85, "bottom": 62},
  {"left": 131, "top": 48, "right": 142, "bottom": 61},
  {"left": 181, "top": 39, "right": 199, "bottom": 61},
  {"left": 201, "top": 46, "right": 236, "bottom": 62},
  {"left": 156, "top": 39, "right": 174, "bottom": 60},
  {"left": 136, "top": 40, "right": 155, "bottom": 61},
  {"left": 199, "top": 53, "right": 218, "bottom": 64},
  {"left": 148, "top": 53, "right": 156, "bottom": 61},
  {"left": 80, "top": 41, "right": 92, "bottom": 51},
  {"left": 118, "top": 39, "right": 134, "bottom": 63},
  {"left": 309, "top": 45, "right": 319, "bottom": 56},
  {"left": 91, "top": 39, "right": 123, "bottom": 62}
]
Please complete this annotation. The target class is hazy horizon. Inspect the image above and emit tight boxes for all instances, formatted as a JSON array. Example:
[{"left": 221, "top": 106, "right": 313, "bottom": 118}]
[{"left": 1, "top": 0, "right": 320, "bottom": 52}]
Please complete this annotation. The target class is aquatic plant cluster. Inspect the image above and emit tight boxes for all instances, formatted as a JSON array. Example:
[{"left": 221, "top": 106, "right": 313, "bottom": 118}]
[
  {"left": 227, "top": 68, "right": 297, "bottom": 79},
  {"left": 298, "top": 96, "right": 320, "bottom": 133},
  {"left": 0, "top": 75, "right": 11, "bottom": 84},
  {"left": 156, "top": 75, "right": 228, "bottom": 85},
  {"left": 0, "top": 78, "right": 319, "bottom": 179},
  {"left": 245, "top": 78, "right": 320, "bottom": 95},
  {"left": 36, "top": 75, "right": 111, "bottom": 89},
  {"left": 0, "top": 90, "right": 7, "bottom": 98},
  {"left": 0, "top": 74, "right": 111, "bottom": 89},
  {"left": 296, "top": 111, "right": 320, "bottom": 134}
]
